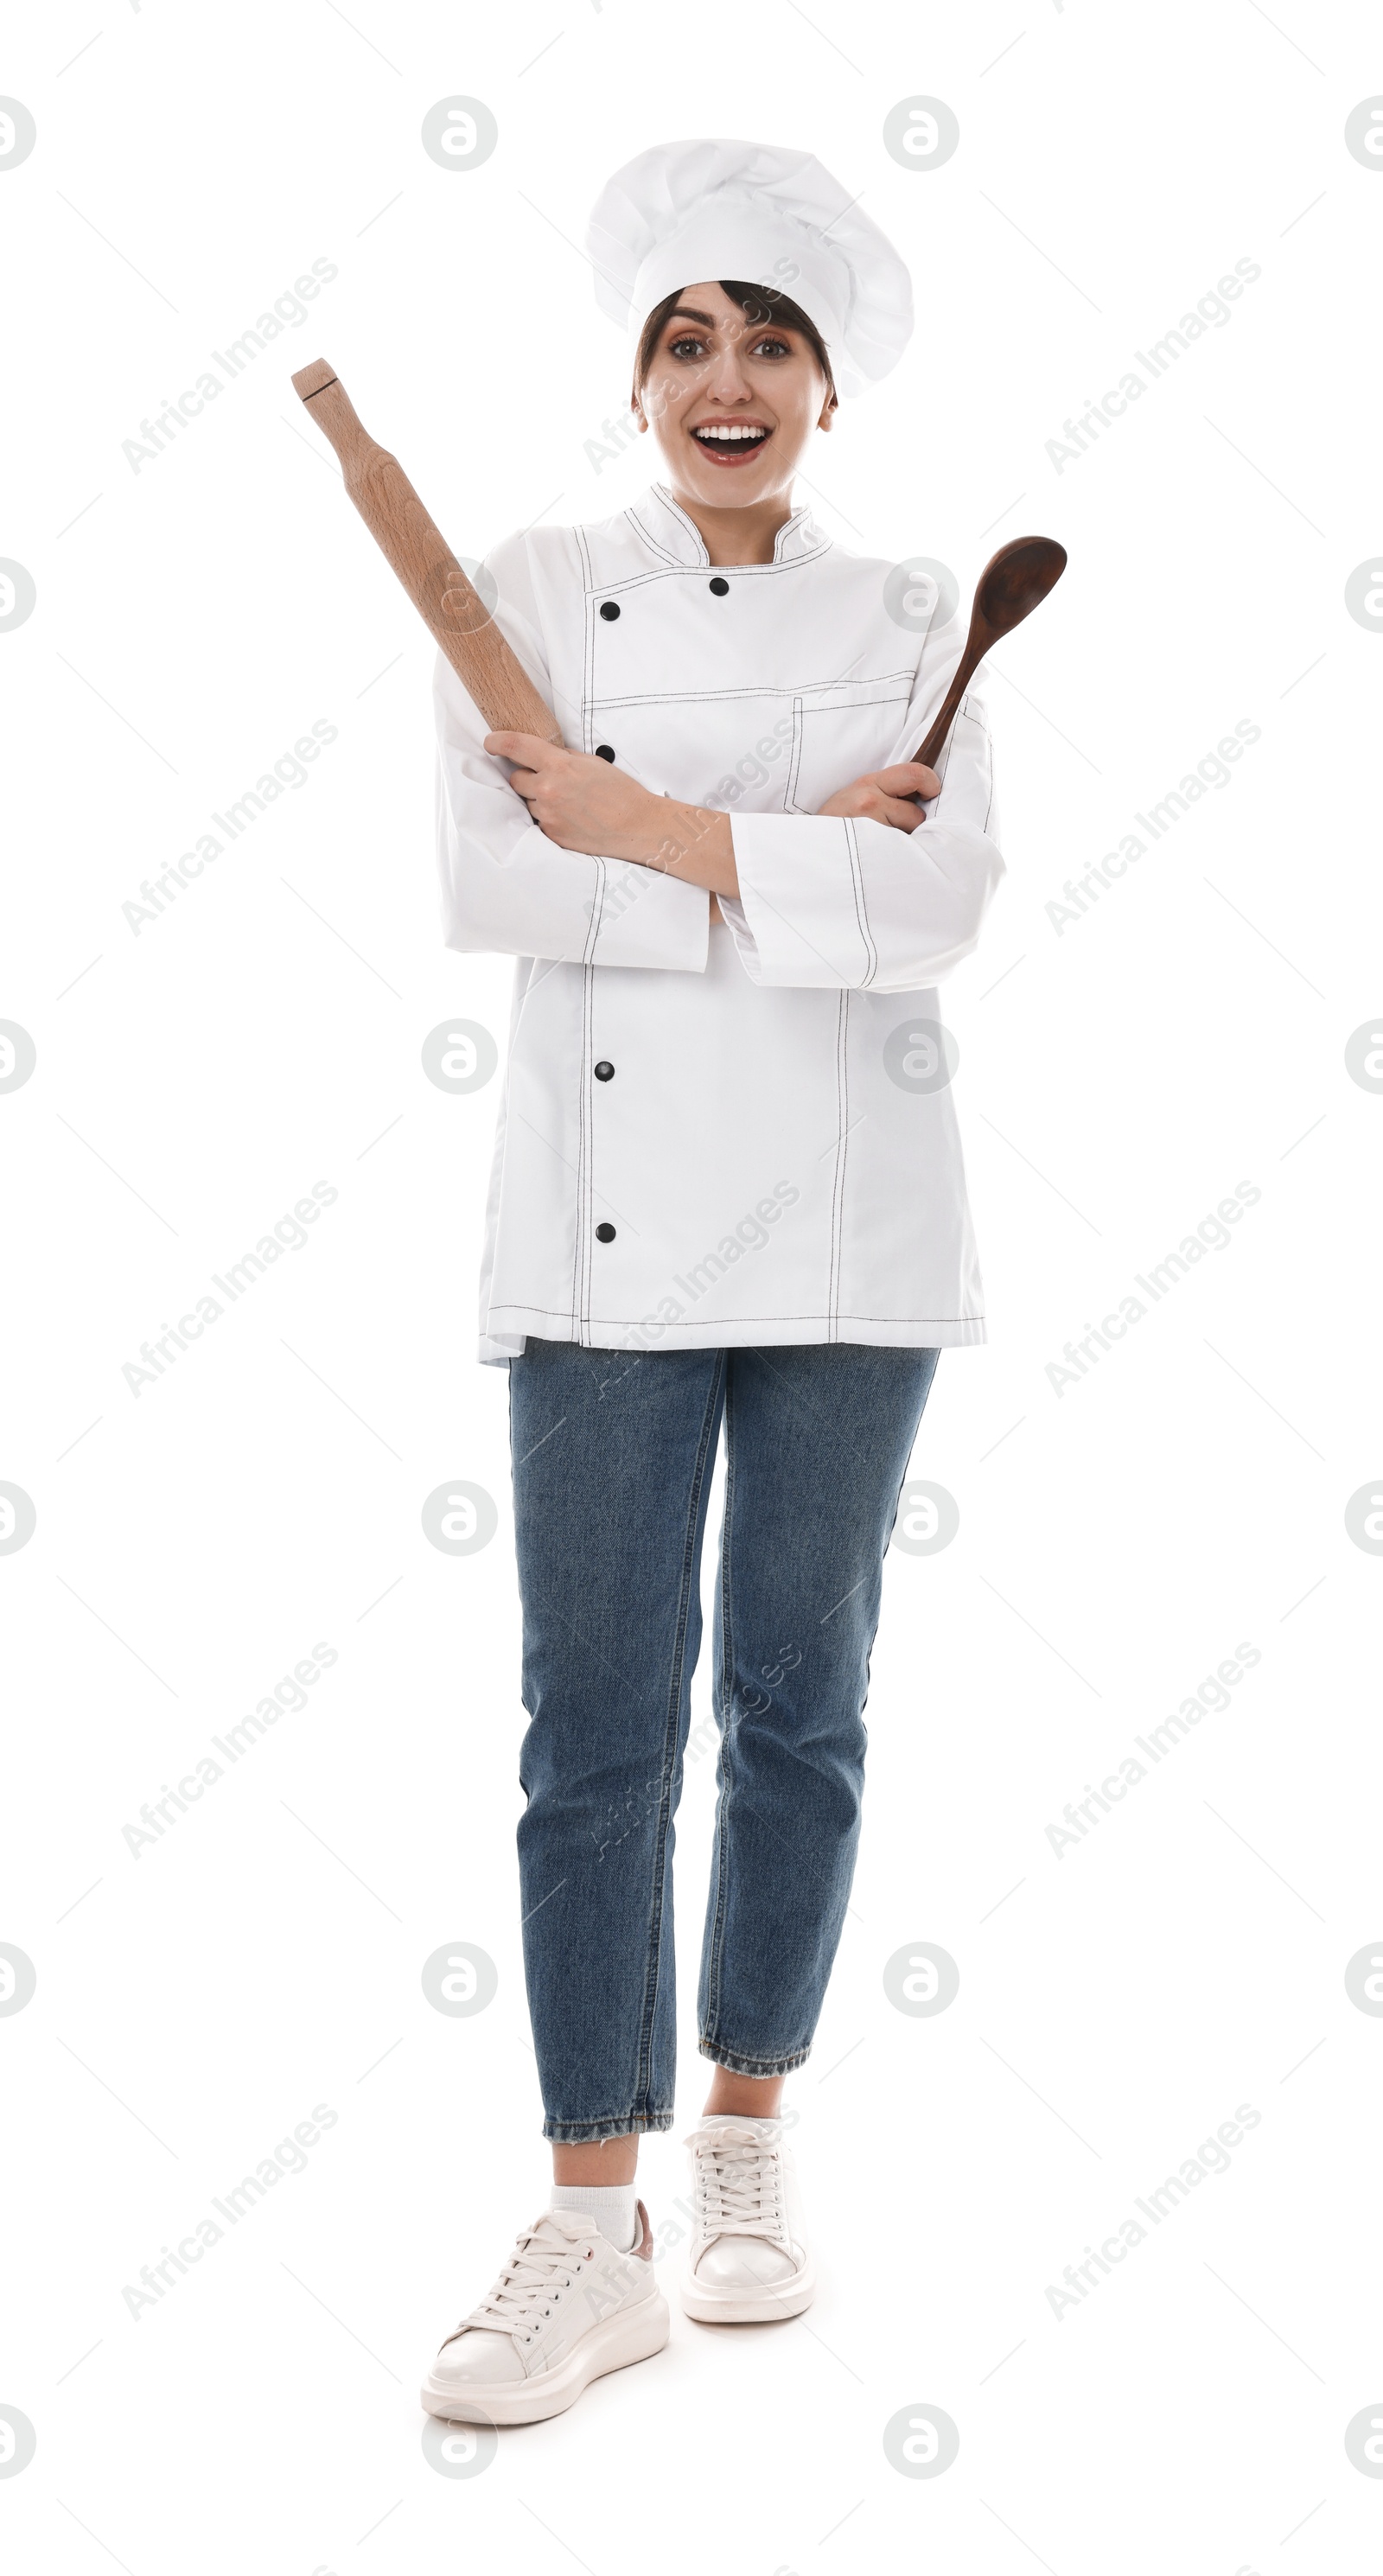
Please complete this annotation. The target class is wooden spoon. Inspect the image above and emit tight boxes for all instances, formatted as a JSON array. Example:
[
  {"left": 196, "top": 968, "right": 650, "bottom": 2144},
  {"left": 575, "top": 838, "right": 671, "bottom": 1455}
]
[{"left": 913, "top": 534, "right": 1067, "bottom": 773}]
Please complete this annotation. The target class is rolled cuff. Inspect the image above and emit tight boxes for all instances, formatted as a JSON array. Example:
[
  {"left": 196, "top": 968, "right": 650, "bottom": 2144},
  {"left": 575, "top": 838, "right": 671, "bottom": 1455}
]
[
  {"left": 588, "top": 858, "right": 710, "bottom": 972},
  {"left": 698, "top": 2035, "right": 815, "bottom": 2075},
  {"left": 542, "top": 2110, "right": 675, "bottom": 2141},
  {"left": 726, "top": 811, "right": 1004, "bottom": 992}
]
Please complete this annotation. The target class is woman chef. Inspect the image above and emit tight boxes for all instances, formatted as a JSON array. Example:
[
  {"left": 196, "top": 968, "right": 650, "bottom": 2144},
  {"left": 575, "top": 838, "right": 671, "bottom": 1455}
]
[{"left": 421, "top": 137, "right": 1004, "bottom": 2428}]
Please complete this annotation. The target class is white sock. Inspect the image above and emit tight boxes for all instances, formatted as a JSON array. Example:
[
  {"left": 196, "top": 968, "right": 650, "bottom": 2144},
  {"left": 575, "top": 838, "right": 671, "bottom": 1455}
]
[{"left": 551, "top": 2181, "right": 639, "bottom": 2252}]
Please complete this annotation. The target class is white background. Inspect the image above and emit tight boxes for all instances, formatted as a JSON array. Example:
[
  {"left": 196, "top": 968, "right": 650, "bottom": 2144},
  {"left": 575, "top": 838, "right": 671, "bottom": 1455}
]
[{"left": 3, "top": 2, "right": 1381, "bottom": 2569}]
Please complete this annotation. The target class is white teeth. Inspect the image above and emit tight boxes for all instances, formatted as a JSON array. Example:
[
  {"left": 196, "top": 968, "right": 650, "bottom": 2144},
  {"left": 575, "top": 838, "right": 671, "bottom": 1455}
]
[{"left": 693, "top": 424, "right": 766, "bottom": 443}]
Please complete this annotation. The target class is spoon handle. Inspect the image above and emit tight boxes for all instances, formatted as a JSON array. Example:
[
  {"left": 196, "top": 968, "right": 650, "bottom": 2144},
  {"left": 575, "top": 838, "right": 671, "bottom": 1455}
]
[{"left": 913, "top": 617, "right": 991, "bottom": 775}]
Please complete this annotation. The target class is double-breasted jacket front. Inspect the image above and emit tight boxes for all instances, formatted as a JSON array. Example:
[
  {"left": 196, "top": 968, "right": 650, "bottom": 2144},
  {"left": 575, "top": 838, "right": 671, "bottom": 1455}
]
[{"left": 432, "top": 484, "right": 1005, "bottom": 1364}]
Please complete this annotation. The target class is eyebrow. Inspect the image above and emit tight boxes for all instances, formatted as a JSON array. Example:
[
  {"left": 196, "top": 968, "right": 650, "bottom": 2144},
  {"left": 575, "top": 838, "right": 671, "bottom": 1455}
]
[{"left": 664, "top": 305, "right": 797, "bottom": 332}]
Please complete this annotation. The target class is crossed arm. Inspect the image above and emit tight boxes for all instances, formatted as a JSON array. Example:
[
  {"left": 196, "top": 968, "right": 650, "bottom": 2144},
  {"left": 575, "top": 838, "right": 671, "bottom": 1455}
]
[{"left": 482, "top": 731, "right": 943, "bottom": 900}]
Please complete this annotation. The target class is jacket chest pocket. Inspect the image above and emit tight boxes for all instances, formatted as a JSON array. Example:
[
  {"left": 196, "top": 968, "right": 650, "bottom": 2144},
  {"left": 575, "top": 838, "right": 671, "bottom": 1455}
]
[
  {"left": 784, "top": 677, "right": 916, "bottom": 816},
  {"left": 583, "top": 688, "right": 801, "bottom": 812}
]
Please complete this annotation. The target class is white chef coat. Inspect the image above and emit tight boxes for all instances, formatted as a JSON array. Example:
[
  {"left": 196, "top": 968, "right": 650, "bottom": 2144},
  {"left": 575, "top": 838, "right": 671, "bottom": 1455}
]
[{"left": 432, "top": 484, "right": 1005, "bottom": 1366}]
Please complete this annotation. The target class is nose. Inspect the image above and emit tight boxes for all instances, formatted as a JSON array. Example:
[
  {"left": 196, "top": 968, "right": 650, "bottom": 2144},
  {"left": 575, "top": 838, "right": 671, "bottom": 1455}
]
[{"left": 703, "top": 341, "right": 755, "bottom": 405}]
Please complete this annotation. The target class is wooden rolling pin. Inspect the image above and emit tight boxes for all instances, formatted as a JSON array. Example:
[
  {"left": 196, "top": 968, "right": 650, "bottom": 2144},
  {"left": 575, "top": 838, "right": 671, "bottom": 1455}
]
[{"left": 290, "top": 358, "right": 563, "bottom": 743}]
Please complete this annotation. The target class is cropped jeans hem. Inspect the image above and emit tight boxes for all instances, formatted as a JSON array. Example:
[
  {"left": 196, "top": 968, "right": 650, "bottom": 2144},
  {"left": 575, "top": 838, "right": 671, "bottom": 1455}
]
[
  {"left": 698, "top": 2037, "right": 813, "bottom": 2077},
  {"left": 542, "top": 2110, "right": 675, "bottom": 2144}
]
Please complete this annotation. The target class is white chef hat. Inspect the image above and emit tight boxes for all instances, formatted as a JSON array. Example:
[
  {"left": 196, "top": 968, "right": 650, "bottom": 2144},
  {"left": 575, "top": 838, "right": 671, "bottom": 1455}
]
[{"left": 586, "top": 137, "right": 914, "bottom": 399}]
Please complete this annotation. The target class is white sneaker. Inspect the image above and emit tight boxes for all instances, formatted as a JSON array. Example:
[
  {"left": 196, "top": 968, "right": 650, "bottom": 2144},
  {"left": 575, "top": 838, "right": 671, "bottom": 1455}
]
[
  {"left": 679, "top": 2116, "right": 814, "bottom": 2323},
  {"left": 421, "top": 2200, "right": 669, "bottom": 2426}
]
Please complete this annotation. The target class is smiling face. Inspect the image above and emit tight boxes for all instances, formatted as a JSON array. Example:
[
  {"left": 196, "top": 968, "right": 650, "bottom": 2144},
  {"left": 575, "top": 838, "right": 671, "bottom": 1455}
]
[{"left": 634, "top": 281, "right": 835, "bottom": 517}]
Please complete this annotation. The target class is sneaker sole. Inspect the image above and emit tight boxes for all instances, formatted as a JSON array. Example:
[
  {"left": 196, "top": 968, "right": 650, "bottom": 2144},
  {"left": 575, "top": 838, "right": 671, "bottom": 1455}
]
[
  {"left": 679, "top": 2266, "right": 815, "bottom": 2325},
  {"left": 420, "top": 2290, "right": 670, "bottom": 2426}
]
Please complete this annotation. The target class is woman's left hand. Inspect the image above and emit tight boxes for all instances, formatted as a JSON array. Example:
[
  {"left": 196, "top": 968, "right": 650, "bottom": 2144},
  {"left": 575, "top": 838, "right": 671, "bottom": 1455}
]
[
  {"left": 485, "top": 733, "right": 663, "bottom": 861},
  {"left": 817, "top": 761, "right": 940, "bottom": 829}
]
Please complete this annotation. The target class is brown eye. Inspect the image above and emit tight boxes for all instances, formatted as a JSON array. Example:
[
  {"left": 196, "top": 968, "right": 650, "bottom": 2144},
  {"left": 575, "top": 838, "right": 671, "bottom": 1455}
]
[
  {"left": 752, "top": 335, "right": 791, "bottom": 360},
  {"left": 667, "top": 334, "right": 705, "bottom": 360}
]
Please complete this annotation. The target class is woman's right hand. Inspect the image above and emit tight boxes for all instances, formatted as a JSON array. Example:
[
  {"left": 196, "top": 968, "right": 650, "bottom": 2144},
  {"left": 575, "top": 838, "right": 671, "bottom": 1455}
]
[{"left": 818, "top": 761, "right": 940, "bottom": 832}]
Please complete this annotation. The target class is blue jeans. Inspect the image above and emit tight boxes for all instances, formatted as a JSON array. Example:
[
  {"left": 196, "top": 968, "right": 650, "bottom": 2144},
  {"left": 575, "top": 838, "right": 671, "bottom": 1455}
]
[{"left": 508, "top": 1339, "right": 940, "bottom": 2141}]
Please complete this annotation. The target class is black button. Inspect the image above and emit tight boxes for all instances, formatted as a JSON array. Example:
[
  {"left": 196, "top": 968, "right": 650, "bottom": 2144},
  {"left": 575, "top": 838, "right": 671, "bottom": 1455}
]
[
  {"left": 599, "top": 601, "right": 621, "bottom": 622},
  {"left": 595, "top": 1221, "right": 616, "bottom": 1242},
  {"left": 595, "top": 744, "right": 615, "bottom": 762},
  {"left": 709, "top": 577, "right": 730, "bottom": 596},
  {"left": 594, "top": 1060, "right": 615, "bottom": 1081}
]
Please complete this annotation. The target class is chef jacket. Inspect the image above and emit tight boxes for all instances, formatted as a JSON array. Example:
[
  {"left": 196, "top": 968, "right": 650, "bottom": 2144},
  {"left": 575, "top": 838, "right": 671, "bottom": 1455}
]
[{"left": 432, "top": 483, "right": 1005, "bottom": 1366}]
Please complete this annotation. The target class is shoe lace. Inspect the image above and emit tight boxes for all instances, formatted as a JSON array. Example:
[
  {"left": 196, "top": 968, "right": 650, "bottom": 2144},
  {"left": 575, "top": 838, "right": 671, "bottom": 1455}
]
[
  {"left": 461, "top": 2213, "right": 596, "bottom": 2340},
  {"left": 690, "top": 2126, "right": 787, "bottom": 2243}
]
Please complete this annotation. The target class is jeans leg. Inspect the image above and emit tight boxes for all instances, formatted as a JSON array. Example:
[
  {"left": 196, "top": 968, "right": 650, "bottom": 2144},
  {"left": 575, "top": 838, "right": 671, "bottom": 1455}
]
[
  {"left": 698, "top": 1342, "right": 940, "bottom": 2075},
  {"left": 509, "top": 1338, "right": 726, "bottom": 2140}
]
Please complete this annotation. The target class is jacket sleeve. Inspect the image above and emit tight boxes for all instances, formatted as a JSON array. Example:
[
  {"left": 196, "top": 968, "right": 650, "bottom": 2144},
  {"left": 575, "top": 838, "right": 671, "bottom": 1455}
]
[
  {"left": 432, "top": 534, "right": 710, "bottom": 974},
  {"left": 721, "top": 618, "right": 1005, "bottom": 992}
]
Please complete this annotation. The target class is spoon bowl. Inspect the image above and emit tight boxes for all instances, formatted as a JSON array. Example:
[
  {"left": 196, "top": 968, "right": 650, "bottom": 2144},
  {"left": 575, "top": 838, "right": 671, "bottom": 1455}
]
[{"left": 977, "top": 533, "right": 1068, "bottom": 637}]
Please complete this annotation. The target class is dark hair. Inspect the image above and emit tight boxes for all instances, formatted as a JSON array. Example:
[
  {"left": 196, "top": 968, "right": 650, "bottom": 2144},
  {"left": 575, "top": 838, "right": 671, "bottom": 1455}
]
[{"left": 632, "top": 279, "right": 838, "bottom": 411}]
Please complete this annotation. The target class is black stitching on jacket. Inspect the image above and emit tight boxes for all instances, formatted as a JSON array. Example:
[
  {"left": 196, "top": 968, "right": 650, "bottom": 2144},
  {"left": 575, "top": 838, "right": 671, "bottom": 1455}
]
[{"left": 493, "top": 1305, "right": 985, "bottom": 1326}]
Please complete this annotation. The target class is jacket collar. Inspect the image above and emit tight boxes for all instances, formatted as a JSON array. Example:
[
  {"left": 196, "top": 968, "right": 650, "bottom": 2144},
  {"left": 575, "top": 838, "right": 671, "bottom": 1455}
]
[{"left": 629, "top": 482, "right": 825, "bottom": 571}]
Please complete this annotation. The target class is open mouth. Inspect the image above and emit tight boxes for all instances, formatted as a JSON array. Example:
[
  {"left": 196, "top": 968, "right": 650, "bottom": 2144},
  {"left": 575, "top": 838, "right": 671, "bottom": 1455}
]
[{"left": 690, "top": 423, "right": 772, "bottom": 465}]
